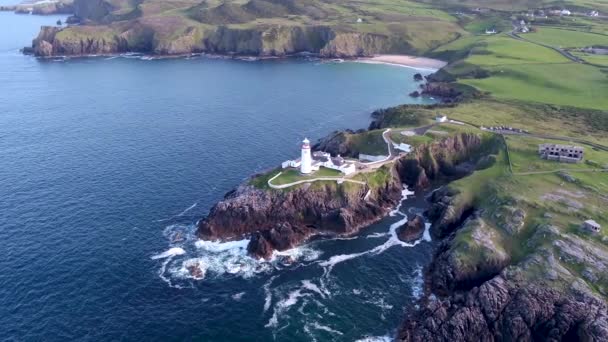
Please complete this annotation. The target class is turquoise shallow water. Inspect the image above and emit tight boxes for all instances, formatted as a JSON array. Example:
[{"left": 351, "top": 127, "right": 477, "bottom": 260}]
[{"left": 0, "top": 12, "right": 436, "bottom": 341}]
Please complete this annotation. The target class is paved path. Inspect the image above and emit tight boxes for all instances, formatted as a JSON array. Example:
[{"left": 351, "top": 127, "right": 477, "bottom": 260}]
[
  {"left": 267, "top": 172, "right": 367, "bottom": 189},
  {"left": 268, "top": 129, "right": 400, "bottom": 189}
]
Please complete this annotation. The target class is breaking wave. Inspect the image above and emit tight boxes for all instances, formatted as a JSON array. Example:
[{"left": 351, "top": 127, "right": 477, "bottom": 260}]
[{"left": 151, "top": 247, "right": 186, "bottom": 260}]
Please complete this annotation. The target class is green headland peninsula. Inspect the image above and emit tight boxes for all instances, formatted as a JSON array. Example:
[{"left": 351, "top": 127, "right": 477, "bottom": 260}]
[{"left": 24, "top": 0, "right": 608, "bottom": 340}]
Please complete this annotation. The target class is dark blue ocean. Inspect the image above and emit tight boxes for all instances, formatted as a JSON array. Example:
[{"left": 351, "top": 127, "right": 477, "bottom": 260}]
[{"left": 0, "top": 11, "right": 436, "bottom": 341}]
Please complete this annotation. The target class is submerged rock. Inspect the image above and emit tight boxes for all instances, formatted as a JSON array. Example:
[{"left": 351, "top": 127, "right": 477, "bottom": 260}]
[{"left": 186, "top": 264, "right": 204, "bottom": 279}]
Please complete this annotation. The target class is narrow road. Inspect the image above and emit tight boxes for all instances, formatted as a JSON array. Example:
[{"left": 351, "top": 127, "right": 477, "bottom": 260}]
[
  {"left": 507, "top": 31, "right": 584, "bottom": 63},
  {"left": 267, "top": 172, "right": 367, "bottom": 189}
]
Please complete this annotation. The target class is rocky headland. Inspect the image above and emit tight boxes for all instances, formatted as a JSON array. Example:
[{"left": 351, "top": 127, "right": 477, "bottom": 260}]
[{"left": 198, "top": 132, "right": 488, "bottom": 259}]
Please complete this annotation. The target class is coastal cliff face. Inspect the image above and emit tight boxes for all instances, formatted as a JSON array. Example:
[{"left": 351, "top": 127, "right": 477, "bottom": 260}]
[
  {"left": 197, "top": 132, "right": 486, "bottom": 259},
  {"left": 399, "top": 217, "right": 608, "bottom": 341},
  {"left": 399, "top": 269, "right": 608, "bottom": 341},
  {"left": 198, "top": 169, "right": 402, "bottom": 259},
  {"left": 29, "top": 23, "right": 394, "bottom": 57}
]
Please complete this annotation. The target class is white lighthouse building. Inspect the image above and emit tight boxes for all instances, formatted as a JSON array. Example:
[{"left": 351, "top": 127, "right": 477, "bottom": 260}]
[{"left": 300, "top": 138, "right": 313, "bottom": 174}]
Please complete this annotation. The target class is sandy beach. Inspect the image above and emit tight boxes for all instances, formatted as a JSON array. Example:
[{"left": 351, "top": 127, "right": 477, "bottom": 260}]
[{"left": 358, "top": 54, "right": 447, "bottom": 70}]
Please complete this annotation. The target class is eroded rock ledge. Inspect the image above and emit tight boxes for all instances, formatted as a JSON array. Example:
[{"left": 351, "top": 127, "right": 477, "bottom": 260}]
[{"left": 398, "top": 186, "right": 608, "bottom": 341}]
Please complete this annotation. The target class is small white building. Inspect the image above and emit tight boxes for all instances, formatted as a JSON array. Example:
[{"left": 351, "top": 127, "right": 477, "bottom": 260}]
[
  {"left": 485, "top": 28, "right": 496, "bottom": 34},
  {"left": 436, "top": 115, "right": 448, "bottom": 123},
  {"left": 589, "top": 10, "right": 599, "bottom": 17},
  {"left": 282, "top": 141, "right": 357, "bottom": 176},
  {"left": 281, "top": 158, "right": 300, "bottom": 169},
  {"left": 393, "top": 143, "right": 412, "bottom": 153},
  {"left": 312, "top": 151, "right": 357, "bottom": 175},
  {"left": 356, "top": 17, "right": 363, "bottom": 23},
  {"left": 561, "top": 9, "right": 571, "bottom": 16},
  {"left": 583, "top": 219, "right": 601, "bottom": 233}
]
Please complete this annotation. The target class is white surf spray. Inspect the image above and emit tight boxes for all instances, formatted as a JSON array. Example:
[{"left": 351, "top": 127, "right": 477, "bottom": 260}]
[
  {"left": 232, "top": 292, "right": 245, "bottom": 301},
  {"left": 263, "top": 275, "right": 277, "bottom": 312},
  {"left": 151, "top": 247, "right": 186, "bottom": 260},
  {"left": 266, "top": 279, "right": 328, "bottom": 329},
  {"left": 411, "top": 265, "right": 424, "bottom": 299},
  {"left": 317, "top": 186, "right": 429, "bottom": 292},
  {"left": 355, "top": 335, "right": 393, "bottom": 342},
  {"left": 306, "top": 321, "right": 344, "bottom": 336},
  {"left": 177, "top": 202, "right": 197, "bottom": 216}
]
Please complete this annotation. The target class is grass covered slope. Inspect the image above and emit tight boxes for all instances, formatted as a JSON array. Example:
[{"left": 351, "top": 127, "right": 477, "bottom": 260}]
[
  {"left": 31, "top": 0, "right": 465, "bottom": 57},
  {"left": 429, "top": 31, "right": 608, "bottom": 110}
]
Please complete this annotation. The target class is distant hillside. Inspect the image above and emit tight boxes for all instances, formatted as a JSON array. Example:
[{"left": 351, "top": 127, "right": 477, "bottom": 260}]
[{"left": 28, "top": 0, "right": 465, "bottom": 57}]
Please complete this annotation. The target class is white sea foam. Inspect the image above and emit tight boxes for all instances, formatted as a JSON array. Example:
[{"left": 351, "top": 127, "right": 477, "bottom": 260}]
[
  {"left": 151, "top": 247, "right": 186, "bottom": 260},
  {"left": 318, "top": 187, "right": 428, "bottom": 281},
  {"left": 263, "top": 276, "right": 277, "bottom": 312},
  {"left": 366, "top": 232, "right": 389, "bottom": 239},
  {"left": 195, "top": 238, "right": 249, "bottom": 252},
  {"left": 390, "top": 187, "right": 415, "bottom": 216},
  {"left": 265, "top": 289, "right": 309, "bottom": 328},
  {"left": 177, "top": 202, "right": 197, "bottom": 216},
  {"left": 422, "top": 222, "right": 432, "bottom": 242},
  {"left": 301, "top": 280, "right": 325, "bottom": 299},
  {"left": 308, "top": 322, "right": 344, "bottom": 336},
  {"left": 232, "top": 292, "right": 245, "bottom": 301},
  {"left": 355, "top": 335, "right": 392, "bottom": 342},
  {"left": 411, "top": 265, "right": 424, "bottom": 299},
  {"left": 272, "top": 245, "right": 322, "bottom": 262}
]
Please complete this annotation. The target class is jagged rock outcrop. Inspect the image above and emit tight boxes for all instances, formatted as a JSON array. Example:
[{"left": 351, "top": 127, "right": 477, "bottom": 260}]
[
  {"left": 399, "top": 270, "right": 608, "bottom": 341},
  {"left": 429, "top": 217, "right": 510, "bottom": 294},
  {"left": 198, "top": 173, "right": 403, "bottom": 259},
  {"left": 311, "top": 129, "right": 364, "bottom": 158},
  {"left": 396, "top": 215, "right": 425, "bottom": 243},
  {"left": 396, "top": 133, "right": 484, "bottom": 193}
]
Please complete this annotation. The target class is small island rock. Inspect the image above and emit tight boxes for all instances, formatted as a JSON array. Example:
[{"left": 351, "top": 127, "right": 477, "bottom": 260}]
[{"left": 397, "top": 215, "right": 425, "bottom": 243}]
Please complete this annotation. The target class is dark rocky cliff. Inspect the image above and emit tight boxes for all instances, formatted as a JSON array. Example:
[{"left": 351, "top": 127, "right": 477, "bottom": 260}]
[
  {"left": 29, "top": 23, "right": 395, "bottom": 57},
  {"left": 198, "top": 172, "right": 402, "bottom": 259}
]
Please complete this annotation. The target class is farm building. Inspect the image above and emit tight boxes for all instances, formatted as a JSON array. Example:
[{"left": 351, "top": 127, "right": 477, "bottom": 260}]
[
  {"left": 582, "top": 219, "right": 601, "bottom": 233},
  {"left": 538, "top": 144, "right": 584, "bottom": 163}
]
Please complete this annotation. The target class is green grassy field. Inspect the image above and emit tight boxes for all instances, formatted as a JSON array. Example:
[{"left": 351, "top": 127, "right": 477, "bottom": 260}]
[
  {"left": 271, "top": 167, "right": 342, "bottom": 185},
  {"left": 465, "top": 35, "right": 569, "bottom": 65},
  {"left": 505, "top": 135, "right": 608, "bottom": 174},
  {"left": 462, "top": 63, "right": 608, "bottom": 110},
  {"left": 525, "top": 27, "right": 608, "bottom": 48}
]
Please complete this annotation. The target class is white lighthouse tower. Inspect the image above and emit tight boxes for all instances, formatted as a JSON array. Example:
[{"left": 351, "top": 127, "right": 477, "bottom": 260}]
[{"left": 300, "top": 138, "right": 312, "bottom": 174}]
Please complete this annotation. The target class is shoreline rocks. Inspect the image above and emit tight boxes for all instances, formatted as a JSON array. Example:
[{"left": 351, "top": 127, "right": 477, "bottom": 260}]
[{"left": 396, "top": 215, "right": 425, "bottom": 243}]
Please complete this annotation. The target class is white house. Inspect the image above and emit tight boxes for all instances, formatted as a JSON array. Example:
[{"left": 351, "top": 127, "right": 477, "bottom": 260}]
[
  {"left": 356, "top": 17, "right": 363, "bottom": 23},
  {"left": 281, "top": 158, "right": 301, "bottom": 169},
  {"left": 312, "top": 151, "right": 357, "bottom": 175},
  {"left": 436, "top": 115, "right": 448, "bottom": 123},
  {"left": 282, "top": 141, "right": 357, "bottom": 176},
  {"left": 393, "top": 143, "right": 412, "bottom": 153},
  {"left": 561, "top": 9, "right": 571, "bottom": 16},
  {"left": 485, "top": 28, "right": 496, "bottom": 34},
  {"left": 583, "top": 219, "right": 601, "bottom": 233},
  {"left": 589, "top": 10, "right": 599, "bottom": 17}
]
